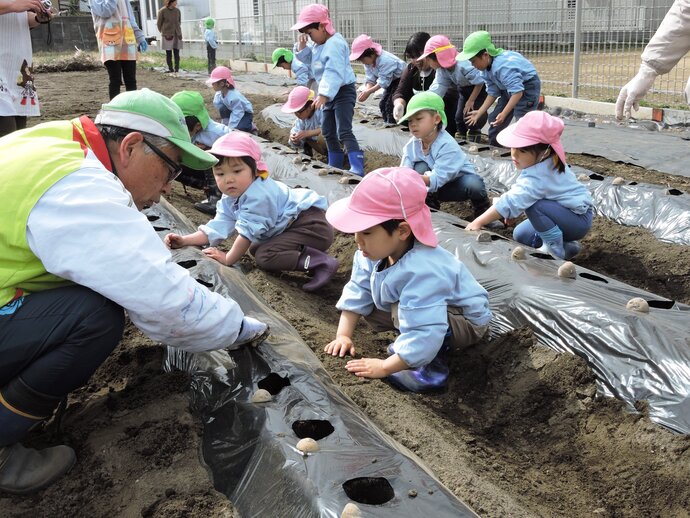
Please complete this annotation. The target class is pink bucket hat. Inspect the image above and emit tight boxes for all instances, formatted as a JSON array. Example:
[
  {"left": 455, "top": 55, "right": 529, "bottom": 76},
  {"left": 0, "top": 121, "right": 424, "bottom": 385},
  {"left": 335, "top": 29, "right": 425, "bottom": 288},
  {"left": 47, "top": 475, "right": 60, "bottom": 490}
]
[
  {"left": 497, "top": 111, "right": 567, "bottom": 166},
  {"left": 290, "top": 4, "right": 335, "bottom": 35},
  {"left": 209, "top": 132, "right": 269, "bottom": 174},
  {"left": 349, "top": 34, "right": 382, "bottom": 61},
  {"left": 326, "top": 167, "right": 438, "bottom": 247},
  {"left": 417, "top": 35, "right": 458, "bottom": 68},
  {"left": 281, "top": 86, "right": 315, "bottom": 113},
  {"left": 205, "top": 66, "right": 235, "bottom": 88}
]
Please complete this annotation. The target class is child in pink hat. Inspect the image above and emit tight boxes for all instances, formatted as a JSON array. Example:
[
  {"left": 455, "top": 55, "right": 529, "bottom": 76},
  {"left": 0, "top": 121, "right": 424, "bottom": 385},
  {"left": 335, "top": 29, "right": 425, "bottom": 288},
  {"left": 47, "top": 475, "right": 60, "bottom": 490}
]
[
  {"left": 467, "top": 111, "right": 593, "bottom": 259},
  {"left": 419, "top": 35, "right": 488, "bottom": 140},
  {"left": 281, "top": 86, "right": 327, "bottom": 157},
  {"left": 349, "top": 34, "right": 405, "bottom": 125},
  {"left": 206, "top": 66, "right": 255, "bottom": 132},
  {"left": 291, "top": 4, "right": 365, "bottom": 175},
  {"left": 164, "top": 132, "right": 339, "bottom": 292},
  {"left": 325, "top": 167, "right": 491, "bottom": 393}
]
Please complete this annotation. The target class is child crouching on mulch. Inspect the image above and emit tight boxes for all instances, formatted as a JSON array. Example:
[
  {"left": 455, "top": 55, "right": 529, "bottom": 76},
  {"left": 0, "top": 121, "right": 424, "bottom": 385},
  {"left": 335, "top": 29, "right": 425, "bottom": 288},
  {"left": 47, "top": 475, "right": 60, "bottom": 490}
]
[
  {"left": 324, "top": 167, "right": 492, "bottom": 392},
  {"left": 281, "top": 86, "right": 327, "bottom": 158},
  {"left": 164, "top": 132, "right": 339, "bottom": 292}
]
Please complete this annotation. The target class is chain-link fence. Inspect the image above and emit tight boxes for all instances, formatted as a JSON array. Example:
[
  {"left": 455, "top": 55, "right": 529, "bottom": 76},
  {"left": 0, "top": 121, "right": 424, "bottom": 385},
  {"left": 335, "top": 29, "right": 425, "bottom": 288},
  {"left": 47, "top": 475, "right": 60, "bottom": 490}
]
[{"left": 180, "top": 0, "right": 689, "bottom": 109}]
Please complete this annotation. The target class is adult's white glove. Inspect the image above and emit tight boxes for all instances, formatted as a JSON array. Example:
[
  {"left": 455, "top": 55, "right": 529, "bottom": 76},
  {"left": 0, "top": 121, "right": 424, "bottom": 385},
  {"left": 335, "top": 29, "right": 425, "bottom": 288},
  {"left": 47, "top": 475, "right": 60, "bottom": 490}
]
[
  {"left": 615, "top": 62, "right": 657, "bottom": 119},
  {"left": 228, "top": 316, "right": 269, "bottom": 349},
  {"left": 393, "top": 102, "right": 405, "bottom": 122}
]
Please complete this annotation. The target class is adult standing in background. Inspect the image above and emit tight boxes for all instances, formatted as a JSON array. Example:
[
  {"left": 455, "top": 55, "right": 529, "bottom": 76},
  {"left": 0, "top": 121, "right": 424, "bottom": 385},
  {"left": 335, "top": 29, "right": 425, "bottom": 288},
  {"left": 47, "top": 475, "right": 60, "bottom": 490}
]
[
  {"left": 157, "top": 0, "right": 183, "bottom": 75},
  {"left": 616, "top": 0, "right": 690, "bottom": 119},
  {"left": 90, "top": 0, "right": 148, "bottom": 100},
  {"left": 0, "top": 0, "right": 52, "bottom": 137}
]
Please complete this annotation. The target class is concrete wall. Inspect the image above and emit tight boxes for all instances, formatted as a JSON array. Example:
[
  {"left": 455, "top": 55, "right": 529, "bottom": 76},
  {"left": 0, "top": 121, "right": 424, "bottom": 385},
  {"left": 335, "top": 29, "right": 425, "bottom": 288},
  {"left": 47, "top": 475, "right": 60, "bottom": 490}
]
[{"left": 30, "top": 16, "right": 97, "bottom": 53}]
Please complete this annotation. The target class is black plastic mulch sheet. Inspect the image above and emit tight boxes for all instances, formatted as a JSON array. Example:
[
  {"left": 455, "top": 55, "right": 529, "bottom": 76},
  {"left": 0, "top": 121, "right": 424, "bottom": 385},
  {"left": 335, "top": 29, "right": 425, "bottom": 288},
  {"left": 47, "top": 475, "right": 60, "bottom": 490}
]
[
  {"left": 261, "top": 104, "right": 690, "bottom": 246},
  {"left": 146, "top": 200, "right": 478, "bottom": 518},
  {"left": 254, "top": 138, "right": 690, "bottom": 434}
]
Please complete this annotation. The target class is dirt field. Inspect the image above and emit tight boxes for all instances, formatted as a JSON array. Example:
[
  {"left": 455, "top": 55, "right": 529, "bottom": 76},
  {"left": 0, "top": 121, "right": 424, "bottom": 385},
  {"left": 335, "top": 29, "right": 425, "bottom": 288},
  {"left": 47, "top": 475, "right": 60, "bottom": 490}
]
[{"left": 2, "top": 67, "right": 690, "bottom": 518}]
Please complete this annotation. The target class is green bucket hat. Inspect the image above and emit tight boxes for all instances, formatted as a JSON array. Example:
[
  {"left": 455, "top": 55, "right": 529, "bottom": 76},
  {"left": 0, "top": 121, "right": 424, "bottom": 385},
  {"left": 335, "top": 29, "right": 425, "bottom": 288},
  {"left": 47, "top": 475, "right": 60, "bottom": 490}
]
[
  {"left": 456, "top": 30, "right": 504, "bottom": 62},
  {"left": 171, "top": 90, "right": 210, "bottom": 130},
  {"left": 397, "top": 91, "right": 447, "bottom": 128},
  {"left": 205, "top": 17, "right": 215, "bottom": 29},
  {"left": 95, "top": 88, "right": 217, "bottom": 170},
  {"left": 272, "top": 48, "right": 294, "bottom": 67}
]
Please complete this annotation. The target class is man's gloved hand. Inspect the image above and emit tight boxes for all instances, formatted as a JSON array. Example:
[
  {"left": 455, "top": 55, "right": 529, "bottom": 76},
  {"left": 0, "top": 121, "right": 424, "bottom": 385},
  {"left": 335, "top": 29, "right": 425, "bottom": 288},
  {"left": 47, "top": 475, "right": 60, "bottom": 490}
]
[
  {"left": 393, "top": 102, "right": 405, "bottom": 122},
  {"left": 228, "top": 316, "right": 269, "bottom": 349},
  {"left": 138, "top": 40, "right": 148, "bottom": 52},
  {"left": 615, "top": 62, "right": 657, "bottom": 120}
]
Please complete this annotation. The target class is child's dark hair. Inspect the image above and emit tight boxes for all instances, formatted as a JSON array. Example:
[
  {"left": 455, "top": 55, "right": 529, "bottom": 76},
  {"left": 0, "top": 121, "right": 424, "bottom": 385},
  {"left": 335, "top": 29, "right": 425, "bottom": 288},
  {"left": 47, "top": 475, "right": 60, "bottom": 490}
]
[
  {"left": 519, "top": 143, "right": 566, "bottom": 172},
  {"left": 184, "top": 115, "right": 200, "bottom": 132},
  {"left": 214, "top": 155, "right": 258, "bottom": 176},
  {"left": 404, "top": 32, "right": 431, "bottom": 61},
  {"left": 276, "top": 55, "right": 289, "bottom": 66},
  {"left": 299, "top": 22, "right": 320, "bottom": 33},
  {"left": 359, "top": 48, "right": 378, "bottom": 60},
  {"left": 427, "top": 53, "right": 438, "bottom": 63},
  {"left": 473, "top": 49, "right": 489, "bottom": 60},
  {"left": 379, "top": 219, "right": 404, "bottom": 235}
]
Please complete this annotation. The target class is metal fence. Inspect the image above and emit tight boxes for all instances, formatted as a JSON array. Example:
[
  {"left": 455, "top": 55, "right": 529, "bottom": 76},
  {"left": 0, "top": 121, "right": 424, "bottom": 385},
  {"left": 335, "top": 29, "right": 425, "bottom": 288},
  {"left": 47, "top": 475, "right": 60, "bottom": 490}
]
[{"left": 180, "top": 0, "right": 690, "bottom": 109}]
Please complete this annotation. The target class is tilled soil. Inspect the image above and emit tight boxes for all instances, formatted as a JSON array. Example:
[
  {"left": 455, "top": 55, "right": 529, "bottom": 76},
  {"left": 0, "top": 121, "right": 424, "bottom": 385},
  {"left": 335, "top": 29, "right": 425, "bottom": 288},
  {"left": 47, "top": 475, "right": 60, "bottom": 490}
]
[{"left": 2, "top": 66, "right": 689, "bottom": 518}]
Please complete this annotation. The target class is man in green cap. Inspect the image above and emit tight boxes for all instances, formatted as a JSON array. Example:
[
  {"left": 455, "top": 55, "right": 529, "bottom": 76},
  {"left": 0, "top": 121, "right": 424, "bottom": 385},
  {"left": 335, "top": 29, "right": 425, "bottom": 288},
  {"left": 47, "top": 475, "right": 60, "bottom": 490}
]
[
  {"left": 272, "top": 47, "right": 315, "bottom": 88},
  {"left": 0, "top": 88, "right": 268, "bottom": 494},
  {"left": 171, "top": 90, "right": 230, "bottom": 215},
  {"left": 457, "top": 30, "right": 541, "bottom": 146}
]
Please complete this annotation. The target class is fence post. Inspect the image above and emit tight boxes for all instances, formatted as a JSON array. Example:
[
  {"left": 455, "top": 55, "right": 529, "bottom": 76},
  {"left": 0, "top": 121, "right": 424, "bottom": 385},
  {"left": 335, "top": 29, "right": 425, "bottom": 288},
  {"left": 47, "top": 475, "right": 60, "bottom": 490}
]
[
  {"left": 386, "top": 0, "right": 392, "bottom": 51},
  {"left": 261, "top": 0, "right": 268, "bottom": 64},
  {"left": 572, "top": 0, "right": 583, "bottom": 98},
  {"left": 292, "top": 0, "right": 297, "bottom": 43},
  {"left": 462, "top": 0, "right": 468, "bottom": 38},
  {"left": 236, "top": 0, "right": 242, "bottom": 58}
]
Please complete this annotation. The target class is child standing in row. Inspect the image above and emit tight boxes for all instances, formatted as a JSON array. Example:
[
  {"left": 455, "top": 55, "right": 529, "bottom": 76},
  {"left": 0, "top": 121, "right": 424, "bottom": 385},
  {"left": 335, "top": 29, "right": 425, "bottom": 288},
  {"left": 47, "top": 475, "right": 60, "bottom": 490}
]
[
  {"left": 171, "top": 90, "right": 230, "bottom": 215},
  {"left": 164, "top": 132, "right": 339, "bottom": 292},
  {"left": 204, "top": 17, "right": 218, "bottom": 74},
  {"left": 272, "top": 48, "right": 315, "bottom": 88},
  {"left": 420, "top": 35, "right": 488, "bottom": 141},
  {"left": 324, "top": 167, "right": 492, "bottom": 393},
  {"left": 281, "top": 86, "right": 327, "bottom": 157},
  {"left": 460, "top": 31, "right": 541, "bottom": 147},
  {"left": 291, "top": 4, "right": 365, "bottom": 176},
  {"left": 349, "top": 34, "right": 405, "bottom": 125},
  {"left": 398, "top": 92, "right": 497, "bottom": 224},
  {"left": 467, "top": 111, "right": 593, "bottom": 260},
  {"left": 207, "top": 66, "right": 254, "bottom": 132}
]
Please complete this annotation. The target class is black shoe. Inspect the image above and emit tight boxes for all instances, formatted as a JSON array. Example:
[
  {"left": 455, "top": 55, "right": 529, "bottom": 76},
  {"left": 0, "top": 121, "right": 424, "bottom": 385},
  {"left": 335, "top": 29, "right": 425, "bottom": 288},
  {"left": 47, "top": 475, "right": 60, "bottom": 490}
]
[
  {"left": 194, "top": 196, "right": 220, "bottom": 215},
  {"left": 425, "top": 192, "right": 441, "bottom": 211}
]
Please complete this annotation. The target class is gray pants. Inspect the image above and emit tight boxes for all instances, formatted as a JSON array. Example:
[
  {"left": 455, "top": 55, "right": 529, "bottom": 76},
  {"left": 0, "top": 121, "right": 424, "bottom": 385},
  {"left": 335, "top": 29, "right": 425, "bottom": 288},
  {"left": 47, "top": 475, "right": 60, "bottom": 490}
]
[
  {"left": 249, "top": 207, "right": 333, "bottom": 272},
  {"left": 364, "top": 302, "right": 488, "bottom": 352}
]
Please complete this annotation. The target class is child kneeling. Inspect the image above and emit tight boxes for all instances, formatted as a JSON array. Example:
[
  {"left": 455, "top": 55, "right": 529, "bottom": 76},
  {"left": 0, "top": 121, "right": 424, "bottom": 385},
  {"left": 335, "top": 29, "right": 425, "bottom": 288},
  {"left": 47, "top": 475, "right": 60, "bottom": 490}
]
[
  {"left": 282, "top": 86, "right": 327, "bottom": 157},
  {"left": 325, "top": 167, "right": 492, "bottom": 392},
  {"left": 164, "top": 132, "right": 339, "bottom": 292}
]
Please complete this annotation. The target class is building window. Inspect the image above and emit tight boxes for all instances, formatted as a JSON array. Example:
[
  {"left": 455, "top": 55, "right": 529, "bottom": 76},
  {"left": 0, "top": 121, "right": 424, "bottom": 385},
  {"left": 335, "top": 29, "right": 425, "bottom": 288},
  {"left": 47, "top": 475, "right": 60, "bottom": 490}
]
[{"left": 253, "top": 0, "right": 259, "bottom": 17}]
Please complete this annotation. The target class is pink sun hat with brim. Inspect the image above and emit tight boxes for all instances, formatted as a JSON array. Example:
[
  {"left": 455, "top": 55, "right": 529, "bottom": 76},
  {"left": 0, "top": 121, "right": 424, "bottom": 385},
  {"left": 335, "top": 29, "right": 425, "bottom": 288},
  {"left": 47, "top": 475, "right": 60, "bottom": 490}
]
[
  {"left": 290, "top": 3, "right": 335, "bottom": 35},
  {"left": 205, "top": 66, "right": 235, "bottom": 87},
  {"left": 349, "top": 34, "right": 382, "bottom": 61},
  {"left": 417, "top": 35, "right": 458, "bottom": 68},
  {"left": 281, "top": 86, "right": 315, "bottom": 113},
  {"left": 497, "top": 111, "right": 568, "bottom": 166},
  {"left": 208, "top": 132, "right": 269, "bottom": 174},
  {"left": 326, "top": 167, "right": 438, "bottom": 247}
]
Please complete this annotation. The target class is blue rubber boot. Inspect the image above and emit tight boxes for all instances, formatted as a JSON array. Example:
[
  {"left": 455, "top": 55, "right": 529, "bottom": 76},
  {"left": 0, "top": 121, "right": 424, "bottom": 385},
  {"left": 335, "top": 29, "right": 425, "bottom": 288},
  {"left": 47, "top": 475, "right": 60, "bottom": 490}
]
[
  {"left": 563, "top": 241, "right": 582, "bottom": 260},
  {"left": 347, "top": 151, "right": 365, "bottom": 177},
  {"left": 327, "top": 150, "right": 345, "bottom": 169},
  {"left": 537, "top": 226, "right": 566, "bottom": 259},
  {"left": 386, "top": 341, "right": 450, "bottom": 393}
]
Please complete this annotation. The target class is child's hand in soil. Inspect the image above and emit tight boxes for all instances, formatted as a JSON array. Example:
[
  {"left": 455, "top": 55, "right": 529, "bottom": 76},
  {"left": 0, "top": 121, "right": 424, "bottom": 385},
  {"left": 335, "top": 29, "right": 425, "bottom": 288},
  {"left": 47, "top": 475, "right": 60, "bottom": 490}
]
[
  {"left": 325, "top": 335, "right": 355, "bottom": 357},
  {"left": 203, "top": 247, "right": 229, "bottom": 265},
  {"left": 346, "top": 358, "right": 388, "bottom": 378}
]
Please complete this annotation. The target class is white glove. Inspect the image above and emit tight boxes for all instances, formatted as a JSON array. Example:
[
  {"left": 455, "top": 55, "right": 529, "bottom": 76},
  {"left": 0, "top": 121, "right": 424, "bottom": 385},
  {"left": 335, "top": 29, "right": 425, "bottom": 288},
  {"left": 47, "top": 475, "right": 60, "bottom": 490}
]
[
  {"left": 228, "top": 316, "right": 269, "bottom": 349},
  {"left": 393, "top": 102, "right": 405, "bottom": 122},
  {"left": 615, "top": 62, "right": 657, "bottom": 120}
]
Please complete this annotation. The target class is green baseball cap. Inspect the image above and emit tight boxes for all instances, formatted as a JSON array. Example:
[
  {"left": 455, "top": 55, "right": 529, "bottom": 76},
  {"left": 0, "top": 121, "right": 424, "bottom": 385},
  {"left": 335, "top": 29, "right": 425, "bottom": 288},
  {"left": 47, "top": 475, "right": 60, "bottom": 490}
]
[
  {"left": 398, "top": 91, "right": 447, "bottom": 128},
  {"left": 95, "top": 88, "right": 217, "bottom": 170},
  {"left": 456, "top": 30, "right": 504, "bottom": 61},
  {"left": 272, "top": 48, "right": 293, "bottom": 67},
  {"left": 205, "top": 17, "right": 215, "bottom": 28},
  {"left": 171, "top": 90, "right": 210, "bottom": 130}
]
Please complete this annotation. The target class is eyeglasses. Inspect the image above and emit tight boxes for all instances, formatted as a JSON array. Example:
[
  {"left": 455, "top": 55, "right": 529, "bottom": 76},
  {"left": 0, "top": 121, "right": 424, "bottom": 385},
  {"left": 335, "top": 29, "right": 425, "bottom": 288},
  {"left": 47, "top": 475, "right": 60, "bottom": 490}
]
[{"left": 142, "top": 137, "right": 183, "bottom": 184}]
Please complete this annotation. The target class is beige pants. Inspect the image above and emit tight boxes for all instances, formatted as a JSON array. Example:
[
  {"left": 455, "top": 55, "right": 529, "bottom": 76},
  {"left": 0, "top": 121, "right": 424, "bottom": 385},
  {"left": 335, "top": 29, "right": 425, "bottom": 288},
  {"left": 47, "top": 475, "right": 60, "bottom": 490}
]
[{"left": 364, "top": 302, "right": 488, "bottom": 352}]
